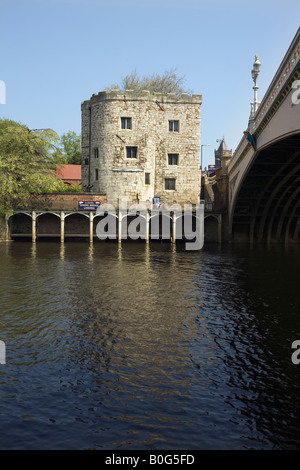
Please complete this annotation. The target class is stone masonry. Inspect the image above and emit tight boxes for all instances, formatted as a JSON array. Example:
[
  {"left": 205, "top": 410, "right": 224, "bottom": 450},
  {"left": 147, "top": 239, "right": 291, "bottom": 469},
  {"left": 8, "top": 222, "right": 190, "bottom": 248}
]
[{"left": 81, "top": 89, "right": 202, "bottom": 206}]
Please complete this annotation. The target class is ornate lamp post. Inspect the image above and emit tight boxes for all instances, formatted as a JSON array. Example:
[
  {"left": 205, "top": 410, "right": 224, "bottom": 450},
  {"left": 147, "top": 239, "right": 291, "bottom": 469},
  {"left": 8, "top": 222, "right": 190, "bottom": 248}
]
[{"left": 251, "top": 54, "right": 261, "bottom": 116}]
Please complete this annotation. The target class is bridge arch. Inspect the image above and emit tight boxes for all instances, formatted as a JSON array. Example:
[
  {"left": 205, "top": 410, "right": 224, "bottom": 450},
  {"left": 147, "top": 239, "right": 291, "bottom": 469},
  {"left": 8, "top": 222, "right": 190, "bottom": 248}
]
[{"left": 229, "top": 132, "right": 300, "bottom": 243}]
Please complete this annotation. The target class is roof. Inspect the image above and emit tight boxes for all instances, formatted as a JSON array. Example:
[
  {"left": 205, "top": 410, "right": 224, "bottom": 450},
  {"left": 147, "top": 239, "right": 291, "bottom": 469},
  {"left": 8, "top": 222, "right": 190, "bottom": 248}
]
[
  {"left": 56, "top": 165, "right": 82, "bottom": 180},
  {"left": 217, "top": 139, "right": 229, "bottom": 152}
]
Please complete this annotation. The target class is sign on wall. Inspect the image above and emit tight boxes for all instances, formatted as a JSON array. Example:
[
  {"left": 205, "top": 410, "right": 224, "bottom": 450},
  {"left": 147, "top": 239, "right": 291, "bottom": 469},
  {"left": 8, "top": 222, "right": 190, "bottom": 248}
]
[{"left": 78, "top": 201, "right": 101, "bottom": 211}]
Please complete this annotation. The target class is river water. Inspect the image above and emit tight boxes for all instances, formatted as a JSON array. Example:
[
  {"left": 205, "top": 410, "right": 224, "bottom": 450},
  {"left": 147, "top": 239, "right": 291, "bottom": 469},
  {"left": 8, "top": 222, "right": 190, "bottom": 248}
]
[{"left": 0, "top": 240, "right": 299, "bottom": 450}]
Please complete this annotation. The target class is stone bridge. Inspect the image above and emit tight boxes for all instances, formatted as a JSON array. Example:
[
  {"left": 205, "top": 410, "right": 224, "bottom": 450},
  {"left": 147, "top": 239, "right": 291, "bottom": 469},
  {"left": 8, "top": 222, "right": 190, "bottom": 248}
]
[{"left": 228, "top": 28, "right": 300, "bottom": 244}]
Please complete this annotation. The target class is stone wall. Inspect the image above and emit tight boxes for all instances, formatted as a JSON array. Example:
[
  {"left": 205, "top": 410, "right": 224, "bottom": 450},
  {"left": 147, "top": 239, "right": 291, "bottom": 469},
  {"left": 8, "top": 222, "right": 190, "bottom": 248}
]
[
  {"left": 27, "top": 193, "right": 107, "bottom": 211},
  {"left": 212, "top": 169, "right": 229, "bottom": 212},
  {"left": 0, "top": 216, "right": 8, "bottom": 241},
  {"left": 81, "top": 90, "right": 202, "bottom": 206}
]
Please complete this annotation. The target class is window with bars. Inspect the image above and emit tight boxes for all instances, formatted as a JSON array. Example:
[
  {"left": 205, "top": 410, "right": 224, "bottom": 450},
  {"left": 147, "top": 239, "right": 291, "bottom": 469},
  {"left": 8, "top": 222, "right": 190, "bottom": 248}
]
[
  {"left": 169, "top": 120, "right": 179, "bottom": 132},
  {"left": 165, "top": 178, "right": 176, "bottom": 190},
  {"left": 168, "top": 153, "right": 179, "bottom": 165},
  {"left": 121, "top": 117, "right": 132, "bottom": 129},
  {"left": 126, "top": 146, "right": 138, "bottom": 158},
  {"left": 94, "top": 148, "right": 99, "bottom": 158},
  {"left": 145, "top": 173, "right": 150, "bottom": 185}
]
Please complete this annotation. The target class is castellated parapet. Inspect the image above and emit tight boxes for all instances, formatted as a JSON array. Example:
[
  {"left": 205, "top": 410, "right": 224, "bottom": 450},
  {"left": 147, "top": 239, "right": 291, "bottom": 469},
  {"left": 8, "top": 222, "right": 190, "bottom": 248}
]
[{"left": 81, "top": 89, "right": 202, "bottom": 206}]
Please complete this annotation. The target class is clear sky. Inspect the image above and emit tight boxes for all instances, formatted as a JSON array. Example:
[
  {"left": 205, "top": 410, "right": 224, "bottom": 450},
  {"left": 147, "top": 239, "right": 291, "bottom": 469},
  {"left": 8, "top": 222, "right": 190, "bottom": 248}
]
[{"left": 1, "top": 0, "right": 299, "bottom": 168}]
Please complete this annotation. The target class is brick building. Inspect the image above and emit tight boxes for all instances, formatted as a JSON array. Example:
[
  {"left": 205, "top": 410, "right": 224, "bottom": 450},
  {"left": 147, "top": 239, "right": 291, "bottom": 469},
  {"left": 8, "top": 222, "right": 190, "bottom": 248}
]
[
  {"left": 56, "top": 164, "right": 82, "bottom": 187},
  {"left": 81, "top": 89, "right": 202, "bottom": 206}
]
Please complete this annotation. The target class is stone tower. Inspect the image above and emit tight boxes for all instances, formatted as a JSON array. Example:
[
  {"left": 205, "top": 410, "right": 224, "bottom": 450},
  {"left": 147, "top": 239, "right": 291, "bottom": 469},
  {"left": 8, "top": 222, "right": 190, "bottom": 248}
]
[
  {"left": 81, "top": 89, "right": 202, "bottom": 206},
  {"left": 214, "top": 139, "right": 232, "bottom": 173}
]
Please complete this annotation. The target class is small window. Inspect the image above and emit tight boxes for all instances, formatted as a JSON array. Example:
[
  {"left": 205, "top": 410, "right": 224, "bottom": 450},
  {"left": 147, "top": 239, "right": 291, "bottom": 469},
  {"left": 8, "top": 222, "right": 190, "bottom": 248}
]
[
  {"left": 165, "top": 178, "right": 176, "bottom": 190},
  {"left": 84, "top": 158, "right": 89, "bottom": 165},
  {"left": 121, "top": 117, "right": 132, "bottom": 129},
  {"left": 94, "top": 148, "right": 99, "bottom": 158},
  {"left": 145, "top": 173, "right": 150, "bottom": 185},
  {"left": 95, "top": 169, "right": 99, "bottom": 181},
  {"left": 168, "top": 153, "right": 179, "bottom": 165},
  {"left": 169, "top": 120, "right": 179, "bottom": 132},
  {"left": 126, "top": 146, "right": 137, "bottom": 159}
]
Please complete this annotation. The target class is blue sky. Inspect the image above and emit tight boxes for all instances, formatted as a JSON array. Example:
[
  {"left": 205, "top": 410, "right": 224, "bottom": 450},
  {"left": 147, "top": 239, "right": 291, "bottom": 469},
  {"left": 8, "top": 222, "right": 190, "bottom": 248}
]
[{"left": 1, "top": 0, "right": 299, "bottom": 168}]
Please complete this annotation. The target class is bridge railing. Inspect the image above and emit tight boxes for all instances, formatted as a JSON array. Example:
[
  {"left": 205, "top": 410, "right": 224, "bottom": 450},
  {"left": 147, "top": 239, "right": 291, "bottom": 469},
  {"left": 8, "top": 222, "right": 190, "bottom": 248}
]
[{"left": 253, "top": 28, "right": 300, "bottom": 132}]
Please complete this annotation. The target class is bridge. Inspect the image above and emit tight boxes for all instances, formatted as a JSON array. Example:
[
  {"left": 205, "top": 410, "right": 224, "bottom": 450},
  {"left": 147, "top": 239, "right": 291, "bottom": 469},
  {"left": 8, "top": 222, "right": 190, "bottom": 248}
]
[{"left": 228, "top": 28, "right": 300, "bottom": 244}]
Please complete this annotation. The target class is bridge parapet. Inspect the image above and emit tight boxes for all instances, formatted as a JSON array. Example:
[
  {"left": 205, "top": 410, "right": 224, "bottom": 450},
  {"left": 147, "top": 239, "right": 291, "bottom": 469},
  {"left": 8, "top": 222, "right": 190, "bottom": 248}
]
[
  {"left": 227, "top": 133, "right": 249, "bottom": 174},
  {"left": 253, "top": 28, "right": 300, "bottom": 133}
]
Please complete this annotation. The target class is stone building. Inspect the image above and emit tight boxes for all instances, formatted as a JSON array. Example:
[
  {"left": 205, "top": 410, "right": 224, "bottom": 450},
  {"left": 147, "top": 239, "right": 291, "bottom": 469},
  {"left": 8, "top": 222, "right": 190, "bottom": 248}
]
[{"left": 81, "top": 89, "right": 202, "bottom": 206}]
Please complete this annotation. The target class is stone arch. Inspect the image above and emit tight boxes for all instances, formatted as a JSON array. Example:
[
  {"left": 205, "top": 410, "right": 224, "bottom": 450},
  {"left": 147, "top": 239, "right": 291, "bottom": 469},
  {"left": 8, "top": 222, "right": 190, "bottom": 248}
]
[
  {"left": 120, "top": 212, "right": 148, "bottom": 241},
  {"left": 284, "top": 199, "right": 300, "bottom": 244},
  {"left": 174, "top": 213, "right": 200, "bottom": 242},
  {"left": 64, "top": 212, "right": 90, "bottom": 238},
  {"left": 36, "top": 212, "right": 61, "bottom": 239},
  {"left": 291, "top": 214, "right": 300, "bottom": 243},
  {"left": 149, "top": 212, "right": 173, "bottom": 241},
  {"left": 204, "top": 215, "right": 219, "bottom": 243},
  {"left": 93, "top": 212, "right": 118, "bottom": 240},
  {"left": 266, "top": 177, "right": 300, "bottom": 243},
  {"left": 9, "top": 212, "right": 32, "bottom": 239}
]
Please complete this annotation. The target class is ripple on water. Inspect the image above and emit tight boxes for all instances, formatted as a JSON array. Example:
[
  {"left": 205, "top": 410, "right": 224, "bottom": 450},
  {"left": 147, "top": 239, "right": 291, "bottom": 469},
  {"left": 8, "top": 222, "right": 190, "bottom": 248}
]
[{"left": 0, "top": 242, "right": 299, "bottom": 449}]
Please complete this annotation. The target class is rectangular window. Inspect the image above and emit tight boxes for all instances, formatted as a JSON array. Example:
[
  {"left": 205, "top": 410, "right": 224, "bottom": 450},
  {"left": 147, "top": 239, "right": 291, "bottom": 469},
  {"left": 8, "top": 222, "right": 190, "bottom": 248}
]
[
  {"left": 121, "top": 117, "right": 132, "bottom": 129},
  {"left": 84, "top": 158, "right": 89, "bottom": 165},
  {"left": 94, "top": 148, "right": 99, "bottom": 158},
  {"left": 126, "top": 146, "right": 137, "bottom": 159},
  {"left": 165, "top": 178, "right": 176, "bottom": 190},
  {"left": 145, "top": 173, "right": 150, "bottom": 185},
  {"left": 168, "top": 153, "right": 179, "bottom": 165},
  {"left": 169, "top": 120, "right": 179, "bottom": 132},
  {"left": 95, "top": 169, "right": 99, "bottom": 181}
]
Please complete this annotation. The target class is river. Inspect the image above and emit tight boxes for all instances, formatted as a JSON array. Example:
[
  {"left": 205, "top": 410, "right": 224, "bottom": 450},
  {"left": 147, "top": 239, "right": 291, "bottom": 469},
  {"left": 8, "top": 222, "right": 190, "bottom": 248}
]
[{"left": 0, "top": 241, "right": 299, "bottom": 450}]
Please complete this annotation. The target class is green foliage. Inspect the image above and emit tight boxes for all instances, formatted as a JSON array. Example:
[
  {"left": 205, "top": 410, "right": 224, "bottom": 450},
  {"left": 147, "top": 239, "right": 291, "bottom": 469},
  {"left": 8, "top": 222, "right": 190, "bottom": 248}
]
[
  {"left": 59, "top": 184, "right": 82, "bottom": 193},
  {"left": 106, "top": 68, "right": 192, "bottom": 96},
  {"left": 0, "top": 118, "right": 68, "bottom": 214},
  {"left": 54, "top": 131, "right": 82, "bottom": 164}
]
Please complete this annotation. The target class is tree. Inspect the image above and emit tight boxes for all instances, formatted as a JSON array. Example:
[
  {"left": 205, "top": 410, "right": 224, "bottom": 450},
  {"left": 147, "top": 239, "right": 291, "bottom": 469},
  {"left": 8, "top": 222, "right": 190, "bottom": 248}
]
[
  {"left": 106, "top": 68, "right": 192, "bottom": 96},
  {"left": 0, "top": 118, "right": 68, "bottom": 215},
  {"left": 59, "top": 131, "right": 82, "bottom": 164}
]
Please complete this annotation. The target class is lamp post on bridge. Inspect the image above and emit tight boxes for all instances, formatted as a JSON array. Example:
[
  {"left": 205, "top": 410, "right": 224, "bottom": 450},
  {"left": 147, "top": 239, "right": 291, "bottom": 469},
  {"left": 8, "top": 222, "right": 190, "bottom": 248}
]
[
  {"left": 249, "top": 54, "right": 261, "bottom": 131},
  {"left": 250, "top": 54, "right": 261, "bottom": 117}
]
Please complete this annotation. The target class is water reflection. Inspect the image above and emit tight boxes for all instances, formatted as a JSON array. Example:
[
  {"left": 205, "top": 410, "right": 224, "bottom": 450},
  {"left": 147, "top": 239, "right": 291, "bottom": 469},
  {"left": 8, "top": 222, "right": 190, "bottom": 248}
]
[{"left": 0, "top": 241, "right": 299, "bottom": 449}]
